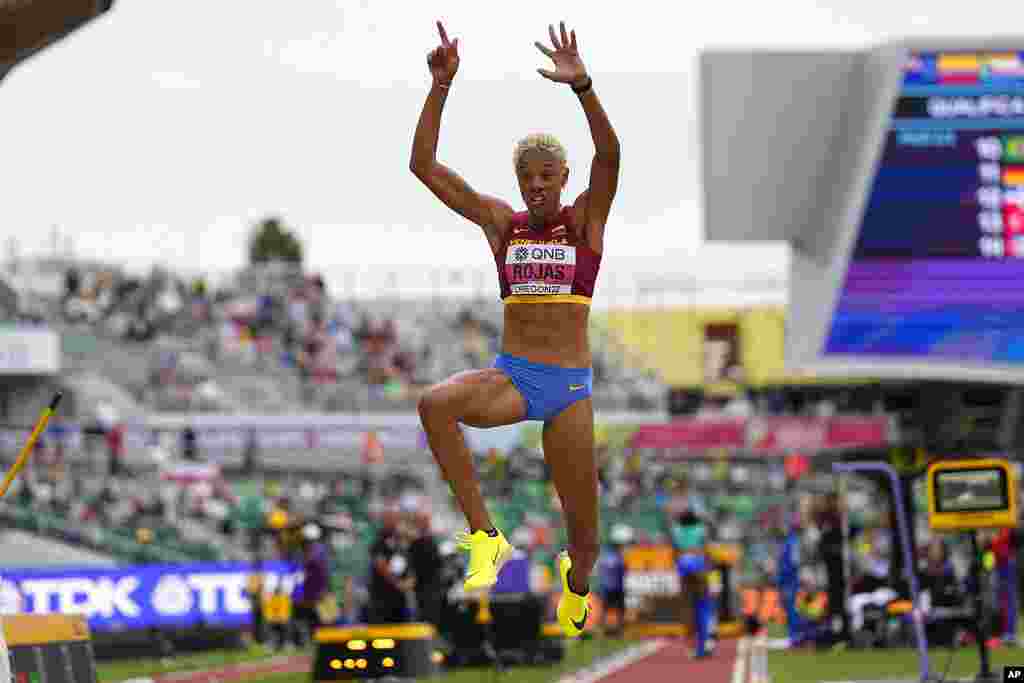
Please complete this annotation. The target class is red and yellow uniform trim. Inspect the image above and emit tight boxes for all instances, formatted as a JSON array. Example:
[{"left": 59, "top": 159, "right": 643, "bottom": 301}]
[{"left": 503, "top": 294, "right": 592, "bottom": 305}]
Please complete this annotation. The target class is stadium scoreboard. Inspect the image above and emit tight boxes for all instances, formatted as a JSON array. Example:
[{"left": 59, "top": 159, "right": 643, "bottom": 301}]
[
  {"left": 826, "top": 51, "right": 1024, "bottom": 370},
  {"left": 926, "top": 458, "right": 1018, "bottom": 531},
  {"left": 703, "top": 41, "right": 1024, "bottom": 383}
]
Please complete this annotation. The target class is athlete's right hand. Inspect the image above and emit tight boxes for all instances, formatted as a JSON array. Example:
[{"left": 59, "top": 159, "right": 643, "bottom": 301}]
[{"left": 428, "top": 20, "right": 459, "bottom": 86}]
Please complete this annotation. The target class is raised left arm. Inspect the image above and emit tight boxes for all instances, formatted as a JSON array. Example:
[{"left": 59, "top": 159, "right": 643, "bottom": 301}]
[
  {"left": 572, "top": 80, "right": 620, "bottom": 251},
  {"left": 535, "top": 22, "right": 620, "bottom": 252}
]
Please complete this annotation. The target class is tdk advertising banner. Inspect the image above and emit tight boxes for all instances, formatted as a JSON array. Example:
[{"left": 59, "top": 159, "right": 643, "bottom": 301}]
[{"left": 0, "top": 562, "right": 303, "bottom": 632}]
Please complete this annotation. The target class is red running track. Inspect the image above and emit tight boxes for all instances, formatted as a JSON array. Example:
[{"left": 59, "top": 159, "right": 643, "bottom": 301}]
[
  {"left": 596, "top": 639, "right": 739, "bottom": 683},
  {"left": 149, "top": 655, "right": 311, "bottom": 683},
  {"left": 135, "top": 642, "right": 744, "bottom": 683}
]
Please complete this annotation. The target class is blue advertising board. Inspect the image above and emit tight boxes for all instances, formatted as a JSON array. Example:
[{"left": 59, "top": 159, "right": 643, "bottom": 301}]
[{"left": 0, "top": 562, "right": 303, "bottom": 632}]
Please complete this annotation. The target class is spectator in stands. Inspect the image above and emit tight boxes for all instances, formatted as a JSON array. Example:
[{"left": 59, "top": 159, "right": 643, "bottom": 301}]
[
  {"left": 106, "top": 423, "right": 125, "bottom": 477},
  {"left": 598, "top": 524, "right": 630, "bottom": 637},
  {"left": 182, "top": 426, "right": 198, "bottom": 462},
  {"left": 64, "top": 267, "right": 80, "bottom": 303},
  {"left": 307, "top": 313, "right": 337, "bottom": 384},
  {"left": 245, "top": 565, "right": 267, "bottom": 645},
  {"left": 392, "top": 347, "right": 418, "bottom": 387},
  {"left": 48, "top": 417, "right": 68, "bottom": 465},
  {"left": 847, "top": 527, "right": 896, "bottom": 637},
  {"left": 777, "top": 509, "right": 805, "bottom": 647},
  {"left": 292, "top": 523, "right": 332, "bottom": 644},
  {"left": 920, "top": 537, "right": 964, "bottom": 647},
  {"left": 242, "top": 430, "right": 260, "bottom": 476},
  {"left": 368, "top": 511, "right": 411, "bottom": 623},
  {"left": 362, "top": 317, "right": 400, "bottom": 385},
  {"left": 407, "top": 509, "right": 444, "bottom": 628},
  {"left": 295, "top": 314, "right": 323, "bottom": 404},
  {"left": 257, "top": 293, "right": 274, "bottom": 332},
  {"left": 288, "top": 289, "right": 309, "bottom": 349},
  {"left": 281, "top": 322, "right": 297, "bottom": 368},
  {"left": 308, "top": 274, "right": 327, "bottom": 322},
  {"left": 991, "top": 527, "right": 1019, "bottom": 645},
  {"left": 817, "top": 493, "right": 850, "bottom": 645}
]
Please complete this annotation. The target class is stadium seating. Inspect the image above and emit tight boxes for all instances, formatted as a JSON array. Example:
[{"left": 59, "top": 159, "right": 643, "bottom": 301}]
[{"left": 6, "top": 258, "right": 667, "bottom": 417}]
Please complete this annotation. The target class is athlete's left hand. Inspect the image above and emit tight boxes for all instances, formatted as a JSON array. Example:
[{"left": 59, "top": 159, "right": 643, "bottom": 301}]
[{"left": 535, "top": 21, "right": 588, "bottom": 87}]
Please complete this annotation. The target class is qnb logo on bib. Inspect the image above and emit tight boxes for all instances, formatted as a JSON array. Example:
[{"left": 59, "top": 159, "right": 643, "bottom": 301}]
[{"left": 506, "top": 244, "right": 577, "bottom": 295}]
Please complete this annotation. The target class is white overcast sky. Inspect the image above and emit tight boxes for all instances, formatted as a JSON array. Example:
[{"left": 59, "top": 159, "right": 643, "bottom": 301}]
[{"left": 1, "top": 0, "right": 1021, "bottom": 290}]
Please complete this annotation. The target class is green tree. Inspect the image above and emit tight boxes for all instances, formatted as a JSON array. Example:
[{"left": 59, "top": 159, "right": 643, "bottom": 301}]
[{"left": 248, "top": 216, "right": 303, "bottom": 264}]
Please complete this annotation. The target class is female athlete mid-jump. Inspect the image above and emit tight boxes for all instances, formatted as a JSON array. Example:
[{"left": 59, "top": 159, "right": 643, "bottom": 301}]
[{"left": 410, "top": 20, "right": 620, "bottom": 637}]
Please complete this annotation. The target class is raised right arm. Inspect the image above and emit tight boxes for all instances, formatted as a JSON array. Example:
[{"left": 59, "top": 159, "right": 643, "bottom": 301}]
[
  {"left": 410, "top": 23, "right": 513, "bottom": 254},
  {"left": 409, "top": 83, "right": 512, "bottom": 253}
]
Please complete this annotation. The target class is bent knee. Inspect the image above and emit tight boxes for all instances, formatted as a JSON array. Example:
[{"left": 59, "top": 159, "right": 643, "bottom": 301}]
[
  {"left": 417, "top": 386, "right": 444, "bottom": 420},
  {"left": 418, "top": 384, "right": 456, "bottom": 423}
]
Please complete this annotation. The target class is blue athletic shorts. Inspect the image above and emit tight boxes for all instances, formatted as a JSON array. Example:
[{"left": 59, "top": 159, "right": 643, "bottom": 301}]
[
  {"left": 677, "top": 554, "right": 708, "bottom": 578},
  {"left": 493, "top": 353, "right": 593, "bottom": 422}
]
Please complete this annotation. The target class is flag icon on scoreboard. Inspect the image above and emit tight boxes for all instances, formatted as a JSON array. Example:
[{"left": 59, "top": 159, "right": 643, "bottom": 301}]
[
  {"left": 1009, "top": 235, "right": 1024, "bottom": 258},
  {"left": 982, "top": 53, "right": 1024, "bottom": 80},
  {"left": 1006, "top": 204, "right": 1024, "bottom": 257},
  {"left": 1002, "top": 166, "right": 1024, "bottom": 187},
  {"left": 938, "top": 53, "right": 981, "bottom": 83},
  {"left": 904, "top": 54, "right": 937, "bottom": 84},
  {"left": 1004, "top": 136, "right": 1024, "bottom": 163},
  {"left": 1005, "top": 204, "right": 1024, "bottom": 235}
]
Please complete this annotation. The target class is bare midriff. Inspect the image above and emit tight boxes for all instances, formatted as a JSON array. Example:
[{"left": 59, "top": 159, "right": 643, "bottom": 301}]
[{"left": 501, "top": 302, "right": 591, "bottom": 368}]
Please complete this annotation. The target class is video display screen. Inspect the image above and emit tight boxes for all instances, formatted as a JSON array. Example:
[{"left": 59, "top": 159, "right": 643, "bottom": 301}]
[
  {"left": 934, "top": 467, "right": 1009, "bottom": 514},
  {"left": 825, "top": 51, "right": 1024, "bottom": 365}
]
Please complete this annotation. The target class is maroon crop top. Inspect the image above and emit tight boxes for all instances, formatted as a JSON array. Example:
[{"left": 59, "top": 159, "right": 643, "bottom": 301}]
[{"left": 494, "top": 207, "right": 602, "bottom": 305}]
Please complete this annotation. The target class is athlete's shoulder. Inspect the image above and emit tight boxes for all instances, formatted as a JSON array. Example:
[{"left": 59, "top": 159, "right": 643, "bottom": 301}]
[
  {"left": 479, "top": 201, "right": 517, "bottom": 254},
  {"left": 562, "top": 203, "right": 592, "bottom": 245},
  {"left": 487, "top": 202, "right": 518, "bottom": 232}
]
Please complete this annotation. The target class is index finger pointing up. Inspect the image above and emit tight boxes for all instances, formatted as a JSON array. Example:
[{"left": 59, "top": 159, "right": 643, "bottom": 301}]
[{"left": 437, "top": 21, "right": 450, "bottom": 46}]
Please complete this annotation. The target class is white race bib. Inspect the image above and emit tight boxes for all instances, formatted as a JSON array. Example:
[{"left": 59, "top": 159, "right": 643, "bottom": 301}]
[{"left": 505, "top": 243, "right": 577, "bottom": 296}]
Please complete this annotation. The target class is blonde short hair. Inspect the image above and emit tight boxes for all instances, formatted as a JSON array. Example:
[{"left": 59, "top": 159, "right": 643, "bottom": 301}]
[{"left": 513, "top": 133, "right": 567, "bottom": 168}]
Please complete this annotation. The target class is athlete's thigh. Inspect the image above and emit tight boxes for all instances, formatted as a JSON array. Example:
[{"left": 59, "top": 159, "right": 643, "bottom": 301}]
[
  {"left": 542, "top": 398, "right": 598, "bottom": 530},
  {"left": 428, "top": 368, "right": 527, "bottom": 428}
]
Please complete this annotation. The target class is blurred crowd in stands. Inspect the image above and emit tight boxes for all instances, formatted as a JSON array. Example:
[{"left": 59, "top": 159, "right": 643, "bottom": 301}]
[
  {"left": 3, "top": 419, "right": 1023, "bottom": 652},
  {"left": 0, "top": 257, "right": 665, "bottom": 416},
  {"left": 6, "top": 256, "right": 1014, "bottom": 651},
  {"left": 767, "top": 491, "right": 1024, "bottom": 652},
  {"left": 2, "top": 256, "right": 898, "bottom": 425}
]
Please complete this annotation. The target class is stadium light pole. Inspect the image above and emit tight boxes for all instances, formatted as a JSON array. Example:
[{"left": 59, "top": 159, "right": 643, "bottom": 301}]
[{"left": 0, "top": 1, "right": 116, "bottom": 84}]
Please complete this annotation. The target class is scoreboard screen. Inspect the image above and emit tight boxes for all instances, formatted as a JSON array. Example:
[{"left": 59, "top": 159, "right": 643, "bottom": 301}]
[
  {"left": 933, "top": 467, "right": 1008, "bottom": 514},
  {"left": 825, "top": 51, "right": 1024, "bottom": 366},
  {"left": 927, "top": 458, "right": 1017, "bottom": 530}
]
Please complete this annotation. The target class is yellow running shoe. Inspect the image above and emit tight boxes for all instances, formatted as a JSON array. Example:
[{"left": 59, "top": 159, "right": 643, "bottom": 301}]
[
  {"left": 556, "top": 551, "right": 590, "bottom": 637},
  {"left": 454, "top": 529, "right": 514, "bottom": 592}
]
